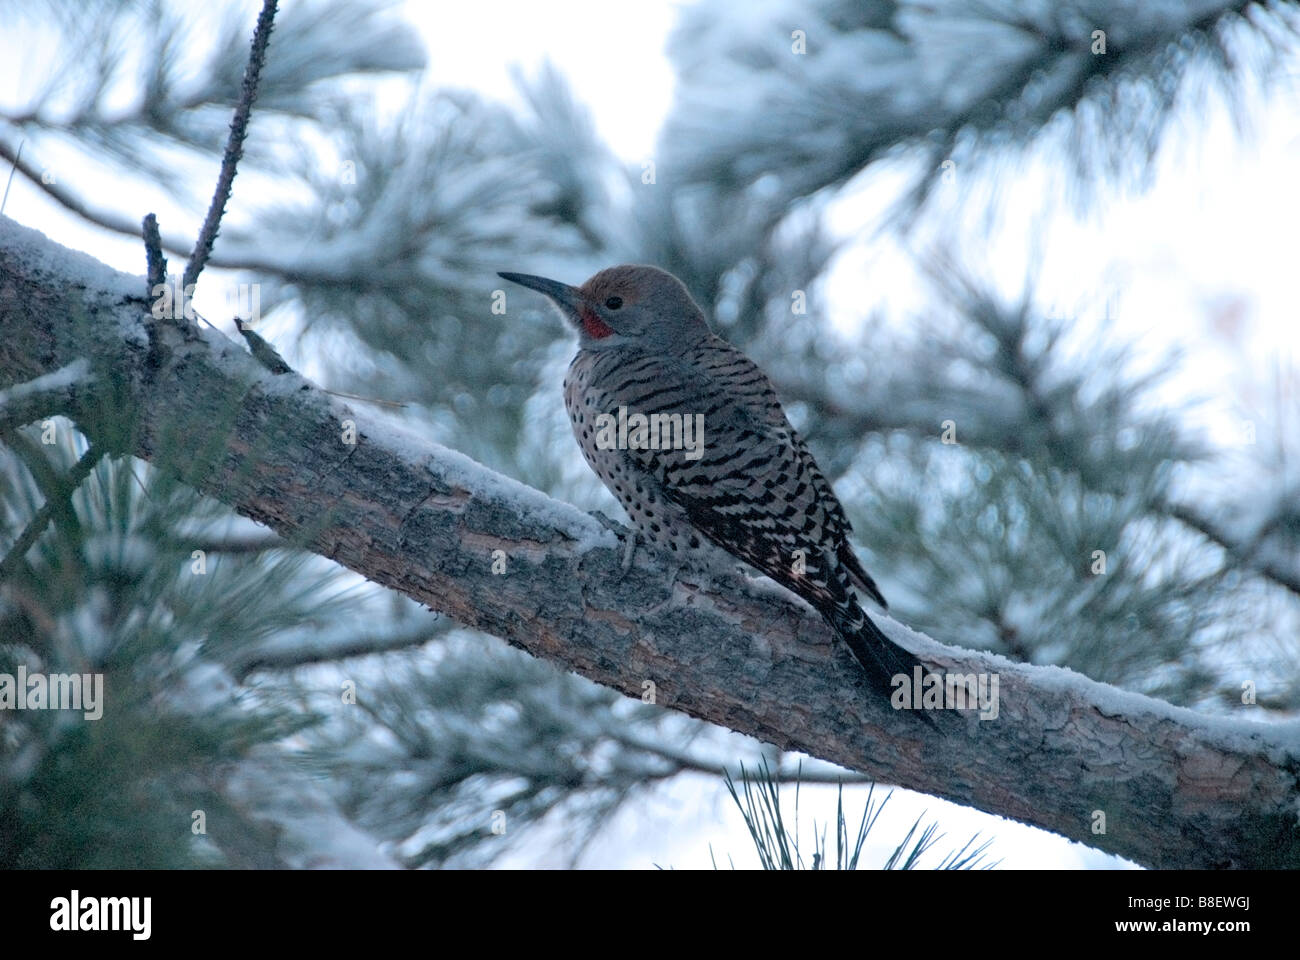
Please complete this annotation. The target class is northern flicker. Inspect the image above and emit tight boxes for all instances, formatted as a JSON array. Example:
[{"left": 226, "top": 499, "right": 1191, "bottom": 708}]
[{"left": 499, "top": 264, "right": 930, "bottom": 701}]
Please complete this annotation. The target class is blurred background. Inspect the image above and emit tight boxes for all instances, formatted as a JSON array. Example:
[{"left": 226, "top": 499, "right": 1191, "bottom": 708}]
[{"left": 1, "top": 0, "right": 1297, "bottom": 868}]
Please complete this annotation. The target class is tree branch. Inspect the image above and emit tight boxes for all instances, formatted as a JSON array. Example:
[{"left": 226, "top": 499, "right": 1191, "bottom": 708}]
[
  {"left": 1165, "top": 500, "right": 1300, "bottom": 599},
  {"left": 0, "top": 359, "right": 93, "bottom": 431},
  {"left": 1, "top": 217, "right": 1297, "bottom": 869},
  {"left": 142, "top": 213, "right": 166, "bottom": 294},
  {"left": 0, "top": 138, "right": 180, "bottom": 247},
  {"left": 0, "top": 439, "right": 105, "bottom": 582},
  {"left": 174, "top": 533, "right": 287, "bottom": 555},
  {"left": 183, "top": 0, "right": 278, "bottom": 291},
  {"left": 231, "top": 617, "right": 449, "bottom": 681}
]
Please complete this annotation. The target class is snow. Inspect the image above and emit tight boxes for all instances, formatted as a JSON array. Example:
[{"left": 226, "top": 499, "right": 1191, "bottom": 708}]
[
  {"left": 882, "top": 613, "right": 1300, "bottom": 761},
  {"left": 358, "top": 404, "right": 618, "bottom": 553},
  {"left": 0, "top": 215, "right": 141, "bottom": 302},
  {"left": 0, "top": 214, "right": 152, "bottom": 359},
  {"left": 0, "top": 358, "right": 91, "bottom": 409}
]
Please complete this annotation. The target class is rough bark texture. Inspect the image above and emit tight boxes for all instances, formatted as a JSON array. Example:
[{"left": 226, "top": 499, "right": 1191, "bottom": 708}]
[{"left": 2, "top": 216, "right": 1297, "bottom": 869}]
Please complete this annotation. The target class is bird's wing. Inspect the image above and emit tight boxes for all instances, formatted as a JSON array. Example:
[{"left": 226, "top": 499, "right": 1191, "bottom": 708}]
[
  {"left": 676, "top": 337, "right": 888, "bottom": 607},
  {"left": 589, "top": 344, "right": 864, "bottom": 614}
]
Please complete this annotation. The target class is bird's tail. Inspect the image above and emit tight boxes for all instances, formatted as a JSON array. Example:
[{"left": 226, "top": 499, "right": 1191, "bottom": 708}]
[{"left": 824, "top": 601, "right": 938, "bottom": 723}]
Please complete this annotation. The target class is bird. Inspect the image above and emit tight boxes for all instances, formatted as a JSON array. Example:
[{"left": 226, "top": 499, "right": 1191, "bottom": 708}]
[{"left": 498, "top": 264, "right": 932, "bottom": 705}]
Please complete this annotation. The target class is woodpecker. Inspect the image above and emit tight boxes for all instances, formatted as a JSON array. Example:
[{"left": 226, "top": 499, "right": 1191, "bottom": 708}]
[{"left": 499, "top": 264, "right": 930, "bottom": 700}]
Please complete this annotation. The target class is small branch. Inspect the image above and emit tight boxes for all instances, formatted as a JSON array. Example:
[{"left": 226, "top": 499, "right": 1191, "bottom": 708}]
[
  {"left": 234, "top": 318, "right": 293, "bottom": 374},
  {"left": 232, "top": 618, "right": 448, "bottom": 681},
  {"left": 0, "top": 138, "right": 153, "bottom": 240},
  {"left": 1167, "top": 501, "right": 1300, "bottom": 600},
  {"left": 1, "top": 139, "right": 23, "bottom": 217},
  {"left": 142, "top": 213, "right": 167, "bottom": 294},
  {"left": 182, "top": 0, "right": 279, "bottom": 291},
  {"left": 609, "top": 728, "right": 872, "bottom": 785},
  {"left": 179, "top": 533, "right": 287, "bottom": 555},
  {"left": 0, "top": 442, "right": 105, "bottom": 582},
  {"left": 0, "top": 360, "right": 93, "bottom": 431},
  {"left": 232, "top": 317, "right": 408, "bottom": 408},
  {"left": 140, "top": 215, "right": 170, "bottom": 367}
]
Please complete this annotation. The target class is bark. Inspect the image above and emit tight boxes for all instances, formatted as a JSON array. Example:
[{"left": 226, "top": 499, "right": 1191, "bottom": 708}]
[{"left": 1, "top": 216, "right": 1297, "bottom": 869}]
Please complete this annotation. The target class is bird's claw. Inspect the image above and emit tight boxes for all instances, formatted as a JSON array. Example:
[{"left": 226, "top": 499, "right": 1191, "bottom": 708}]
[{"left": 614, "top": 528, "right": 638, "bottom": 582}]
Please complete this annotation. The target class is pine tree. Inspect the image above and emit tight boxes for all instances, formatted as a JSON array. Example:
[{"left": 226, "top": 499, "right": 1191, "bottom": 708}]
[{"left": 1, "top": 0, "right": 1296, "bottom": 868}]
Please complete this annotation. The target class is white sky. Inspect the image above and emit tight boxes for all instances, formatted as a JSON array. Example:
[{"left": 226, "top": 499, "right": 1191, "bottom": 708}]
[{"left": 3, "top": 0, "right": 1294, "bottom": 870}]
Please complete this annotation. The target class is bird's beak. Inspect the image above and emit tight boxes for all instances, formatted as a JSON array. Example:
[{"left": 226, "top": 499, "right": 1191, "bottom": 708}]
[{"left": 498, "top": 271, "right": 585, "bottom": 324}]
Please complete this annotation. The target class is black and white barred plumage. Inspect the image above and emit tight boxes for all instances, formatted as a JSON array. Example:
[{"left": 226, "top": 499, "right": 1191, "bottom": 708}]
[{"left": 503, "top": 264, "right": 927, "bottom": 696}]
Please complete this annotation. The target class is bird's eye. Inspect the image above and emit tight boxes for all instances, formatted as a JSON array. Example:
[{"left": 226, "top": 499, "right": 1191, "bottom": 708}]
[{"left": 604, "top": 296, "right": 623, "bottom": 310}]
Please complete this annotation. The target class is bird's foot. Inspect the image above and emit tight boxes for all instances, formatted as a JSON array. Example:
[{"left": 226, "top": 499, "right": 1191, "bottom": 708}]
[
  {"left": 613, "top": 527, "right": 638, "bottom": 582},
  {"left": 591, "top": 510, "right": 638, "bottom": 583}
]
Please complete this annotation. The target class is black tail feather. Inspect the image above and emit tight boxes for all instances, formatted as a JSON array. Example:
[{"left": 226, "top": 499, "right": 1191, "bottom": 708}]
[{"left": 826, "top": 604, "right": 941, "bottom": 727}]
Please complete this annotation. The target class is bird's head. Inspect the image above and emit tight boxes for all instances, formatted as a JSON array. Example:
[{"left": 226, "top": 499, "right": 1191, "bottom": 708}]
[{"left": 498, "top": 264, "right": 710, "bottom": 351}]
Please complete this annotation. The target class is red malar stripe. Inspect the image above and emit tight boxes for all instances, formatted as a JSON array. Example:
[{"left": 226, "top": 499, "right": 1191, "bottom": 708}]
[{"left": 581, "top": 307, "right": 614, "bottom": 339}]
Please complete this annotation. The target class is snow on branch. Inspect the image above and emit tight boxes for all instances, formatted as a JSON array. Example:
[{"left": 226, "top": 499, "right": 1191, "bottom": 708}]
[
  {"left": 0, "top": 359, "right": 93, "bottom": 431},
  {"left": 1, "top": 217, "right": 1298, "bottom": 869},
  {"left": 664, "top": 0, "right": 1296, "bottom": 211}
]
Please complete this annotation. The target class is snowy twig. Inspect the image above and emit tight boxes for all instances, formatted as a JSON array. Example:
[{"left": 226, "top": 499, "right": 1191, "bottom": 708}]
[
  {"left": 182, "top": 0, "right": 278, "bottom": 291},
  {"left": 0, "top": 360, "right": 93, "bottom": 431},
  {"left": 231, "top": 317, "right": 405, "bottom": 408}
]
